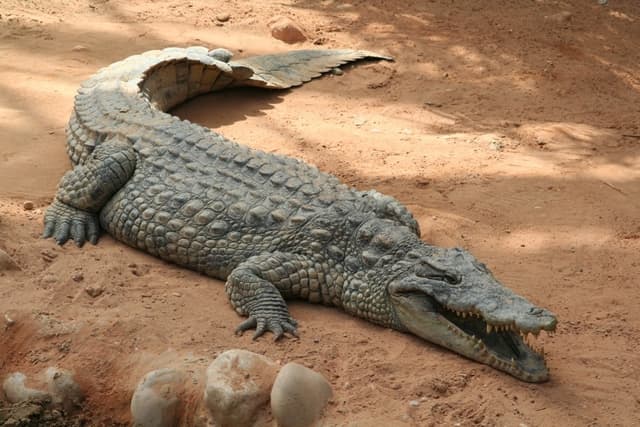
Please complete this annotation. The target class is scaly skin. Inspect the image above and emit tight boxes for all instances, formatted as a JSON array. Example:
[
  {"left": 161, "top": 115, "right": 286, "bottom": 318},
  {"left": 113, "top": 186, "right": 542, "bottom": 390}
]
[{"left": 43, "top": 47, "right": 557, "bottom": 382}]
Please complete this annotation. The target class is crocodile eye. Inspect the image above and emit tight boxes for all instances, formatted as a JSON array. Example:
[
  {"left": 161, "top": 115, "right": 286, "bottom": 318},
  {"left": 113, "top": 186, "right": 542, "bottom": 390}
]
[
  {"left": 431, "top": 273, "right": 461, "bottom": 285},
  {"left": 444, "top": 273, "right": 461, "bottom": 285}
]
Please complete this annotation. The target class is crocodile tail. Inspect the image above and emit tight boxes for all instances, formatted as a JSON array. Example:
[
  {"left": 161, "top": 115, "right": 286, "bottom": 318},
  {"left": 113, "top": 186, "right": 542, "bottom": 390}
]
[
  {"left": 138, "top": 48, "right": 391, "bottom": 111},
  {"left": 138, "top": 48, "right": 256, "bottom": 112},
  {"left": 230, "top": 49, "right": 394, "bottom": 89}
]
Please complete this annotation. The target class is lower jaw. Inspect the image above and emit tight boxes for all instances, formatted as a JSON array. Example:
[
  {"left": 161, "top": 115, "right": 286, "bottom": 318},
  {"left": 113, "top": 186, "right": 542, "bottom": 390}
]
[{"left": 477, "top": 354, "right": 548, "bottom": 383}]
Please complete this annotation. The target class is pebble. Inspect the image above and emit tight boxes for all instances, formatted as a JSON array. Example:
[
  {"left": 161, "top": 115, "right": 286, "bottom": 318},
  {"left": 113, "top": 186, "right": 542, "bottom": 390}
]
[
  {"left": 204, "top": 349, "right": 278, "bottom": 427},
  {"left": 489, "top": 141, "right": 504, "bottom": 151},
  {"left": 23, "top": 201, "right": 34, "bottom": 210},
  {"left": 130, "top": 368, "right": 185, "bottom": 427},
  {"left": 0, "top": 248, "right": 19, "bottom": 271},
  {"left": 547, "top": 11, "right": 572, "bottom": 23},
  {"left": 41, "top": 274, "right": 57, "bottom": 285},
  {"left": 85, "top": 285, "right": 104, "bottom": 298},
  {"left": 45, "top": 367, "right": 84, "bottom": 411},
  {"left": 71, "top": 272, "right": 84, "bottom": 282},
  {"left": 4, "top": 313, "right": 15, "bottom": 327},
  {"left": 216, "top": 13, "right": 230, "bottom": 22},
  {"left": 270, "top": 362, "right": 333, "bottom": 427},
  {"left": 2, "top": 372, "right": 50, "bottom": 404},
  {"left": 270, "top": 16, "right": 307, "bottom": 44}
]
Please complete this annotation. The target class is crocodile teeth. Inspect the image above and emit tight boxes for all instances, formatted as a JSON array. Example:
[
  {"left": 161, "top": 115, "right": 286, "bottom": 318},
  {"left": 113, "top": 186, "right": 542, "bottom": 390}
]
[{"left": 486, "top": 324, "right": 493, "bottom": 334}]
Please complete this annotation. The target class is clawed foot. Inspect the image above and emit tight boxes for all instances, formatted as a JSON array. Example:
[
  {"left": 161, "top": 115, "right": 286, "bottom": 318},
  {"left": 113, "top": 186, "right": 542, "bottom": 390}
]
[
  {"left": 235, "top": 313, "right": 299, "bottom": 341},
  {"left": 42, "top": 200, "right": 100, "bottom": 247}
]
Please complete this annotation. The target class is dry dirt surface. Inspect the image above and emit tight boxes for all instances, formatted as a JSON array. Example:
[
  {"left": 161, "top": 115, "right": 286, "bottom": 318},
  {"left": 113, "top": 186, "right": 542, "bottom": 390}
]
[{"left": 1, "top": 0, "right": 639, "bottom": 426}]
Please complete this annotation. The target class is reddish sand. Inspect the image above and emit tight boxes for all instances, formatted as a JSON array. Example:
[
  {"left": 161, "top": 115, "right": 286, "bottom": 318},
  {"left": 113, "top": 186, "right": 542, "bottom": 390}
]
[{"left": 1, "top": 1, "right": 639, "bottom": 425}]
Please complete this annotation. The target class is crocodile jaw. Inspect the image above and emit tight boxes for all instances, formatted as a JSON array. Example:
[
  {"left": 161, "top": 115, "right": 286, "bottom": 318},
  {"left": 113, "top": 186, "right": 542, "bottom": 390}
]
[{"left": 391, "top": 289, "right": 554, "bottom": 382}]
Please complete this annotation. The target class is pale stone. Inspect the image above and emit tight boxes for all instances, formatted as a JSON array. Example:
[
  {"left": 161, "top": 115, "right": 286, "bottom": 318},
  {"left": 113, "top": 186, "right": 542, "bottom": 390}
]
[
  {"left": 270, "top": 17, "right": 307, "bottom": 44},
  {"left": 2, "top": 372, "right": 50, "bottom": 403},
  {"left": 130, "top": 368, "right": 185, "bottom": 427},
  {"left": 45, "top": 367, "right": 84, "bottom": 411},
  {"left": 216, "top": 13, "right": 230, "bottom": 22},
  {"left": 204, "top": 349, "right": 278, "bottom": 427},
  {"left": 546, "top": 11, "right": 572, "bottom": 23},
  {"left": 270, "top": 362, "right": 333, "bottom": 427}
]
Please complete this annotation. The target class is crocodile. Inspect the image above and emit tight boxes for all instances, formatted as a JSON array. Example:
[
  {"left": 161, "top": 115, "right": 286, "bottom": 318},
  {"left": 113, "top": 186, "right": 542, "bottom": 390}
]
[{"left": 43, "top": 47, "right": 557, "bottom": 382}]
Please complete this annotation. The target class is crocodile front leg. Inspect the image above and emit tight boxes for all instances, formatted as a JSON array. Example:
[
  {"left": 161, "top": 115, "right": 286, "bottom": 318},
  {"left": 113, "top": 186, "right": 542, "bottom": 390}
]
[
  {"left": 43, "top": 138, "right": 137, "bottom": 246},
  {"left": 226, "top": 252, "right": 330, "bottom": 340}
]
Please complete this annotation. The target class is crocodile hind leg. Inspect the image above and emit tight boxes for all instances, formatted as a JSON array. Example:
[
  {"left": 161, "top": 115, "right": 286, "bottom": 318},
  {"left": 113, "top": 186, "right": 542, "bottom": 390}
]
[
  {"left": 43, "top": 138, "right": 137, "bottom": 246},
  {"left": 226, "top": 252, "right": 329, "bottom": 340}
]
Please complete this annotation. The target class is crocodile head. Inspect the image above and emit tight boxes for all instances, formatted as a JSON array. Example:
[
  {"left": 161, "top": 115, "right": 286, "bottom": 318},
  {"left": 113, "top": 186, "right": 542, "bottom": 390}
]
[
  {"left": 388, "top": 245, "right": 557, "bottom": 382},
  {"left": 346, "top": 218, "right": 557, "bottom": 382}
]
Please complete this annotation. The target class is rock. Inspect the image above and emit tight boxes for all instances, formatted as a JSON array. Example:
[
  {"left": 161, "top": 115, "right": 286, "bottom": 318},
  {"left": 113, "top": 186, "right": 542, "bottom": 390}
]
[
  {"left": 0, "top": 248, "right": 19, "bottom": 271},
  {"left": 40, "top": 274, "right": 57, "bottom": 285},
  {"left": 71, "top": 45, "right": 88, "bottom": 52},
  {"left": 216, "top": 13, "right": 230, "bottom": 22},
  {"left": 547, "top": 11, "right": 572, "bottom": 23},
  {"left": 270, "top": 17, "right": 307, "bottom": 44},
  {"left": 131, "top": 368, "right": 185, "bottom": 427},
  {"left": 85, "top": 285, "right": 104, "bottom": 298},
  {"left": 270, "top": 362, "right": 333, "bottom": 427},
  {"left": 23, "top": 201, "right": 34, "bottom": 210},
  {"left": 2, "top": 373, "right": 50, "bottom": 404},
  {"left": 4, "top": 313, "right": 15, "bottom": 327},
  {"left": 204, "top": 349, "right": 278, "bottom": 427},
  {"left": 71, "top": 272, "right": 84, "bottom": 282},
  {"left": 489, "top": 141, "right": 504, "bottom": 151},
  {"left": 45, "top": 367, "right": 84, "bottom": 411}
]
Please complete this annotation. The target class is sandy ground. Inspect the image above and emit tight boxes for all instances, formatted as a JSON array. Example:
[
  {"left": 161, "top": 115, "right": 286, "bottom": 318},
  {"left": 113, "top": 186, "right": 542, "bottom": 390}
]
[{"left": 1, "top": 0, "right": 639, "bottom": 425}]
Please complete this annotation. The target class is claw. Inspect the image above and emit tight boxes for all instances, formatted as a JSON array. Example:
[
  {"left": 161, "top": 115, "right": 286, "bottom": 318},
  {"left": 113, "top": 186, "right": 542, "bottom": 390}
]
[
  {"left": 87, "top": 220, "right": 99, "bottom": 245},
  {"left": 271, "top": 323, "right": 284, "bottom": 341},
  {"left": 282, "top": 322, "right": 298, "bottom": 337},
  {"left": 235, "top": 317, "right": 257, "bottom": 336},
  {"left": 235, "top": 313, "right": 299, "bottom": 341},
  {"left": 253, "top": 318, "right": 267, "bottom": 340},
  {"left": 42, "top": 221, "right": 56, "bottom": 239},
  {"left": 71, "top": 220, "right": 85, "bottom": 247},
  {"left": 54, "top": 222, "right": 71, "bottom": 245}
]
